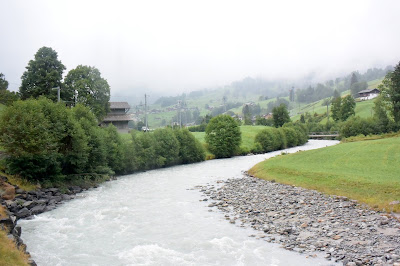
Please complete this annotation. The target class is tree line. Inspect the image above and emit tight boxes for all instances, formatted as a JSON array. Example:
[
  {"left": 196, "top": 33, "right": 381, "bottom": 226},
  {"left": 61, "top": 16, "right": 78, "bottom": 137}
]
[
  {"left": 0, "top": 98, "right": 205, "bottom": 185},
  {"left": 1, "top": 46, "right": 111, "bottom": 121}
]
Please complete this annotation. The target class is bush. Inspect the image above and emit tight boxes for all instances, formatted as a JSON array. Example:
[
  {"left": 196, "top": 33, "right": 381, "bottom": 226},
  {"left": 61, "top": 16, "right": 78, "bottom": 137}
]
[
  {"left": 339, "top": 116, "right": 379, "bottom": 138},
  {"left": 173, "top": 128, "right": 205, "bottom": 164},
  {"left": 254, "top": 125, "right": 308, "bottom": 153},
  {"left": 205, "top": 115, "right": 241, "bottom": 158}
]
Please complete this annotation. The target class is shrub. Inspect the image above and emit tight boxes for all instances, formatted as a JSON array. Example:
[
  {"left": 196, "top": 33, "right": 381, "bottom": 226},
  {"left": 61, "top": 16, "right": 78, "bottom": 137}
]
[
  {"left": 205, "top": 115, "right": 241, "bottom": 158},
  {"left": 173, "top": 128, "right": 205, "bottom": 164}
]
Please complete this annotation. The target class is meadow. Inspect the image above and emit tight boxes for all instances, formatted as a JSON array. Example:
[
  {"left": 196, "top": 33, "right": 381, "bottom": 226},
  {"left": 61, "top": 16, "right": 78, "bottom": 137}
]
[{"left": 249, "top": 136, "right": 400, "bottom": 212}]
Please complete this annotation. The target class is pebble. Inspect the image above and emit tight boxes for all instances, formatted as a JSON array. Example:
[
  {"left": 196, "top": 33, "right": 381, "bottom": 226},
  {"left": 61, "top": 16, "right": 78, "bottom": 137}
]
[{"left": 195, "top": 175, "right": 400, "bottom": 265}]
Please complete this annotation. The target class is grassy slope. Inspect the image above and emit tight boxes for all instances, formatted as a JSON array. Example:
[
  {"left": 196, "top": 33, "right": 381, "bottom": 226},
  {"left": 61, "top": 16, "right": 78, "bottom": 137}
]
[
  {"left": 0, "top": 206, "right": 29, "bottom": 266},
  {"left": 249, "top": 136, "right": 400, "bottom": 212}
]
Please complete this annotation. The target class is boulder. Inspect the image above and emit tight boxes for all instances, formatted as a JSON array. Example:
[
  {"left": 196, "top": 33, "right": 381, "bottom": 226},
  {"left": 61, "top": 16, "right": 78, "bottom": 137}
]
[
  {"left": 1, "top": 182, "right": 15, "bottom": 200},
  {"left": 31, "top": 205, "right": 46, "bottom": 215},
  {"left": 16, "top": 207, "right": 30, "bottom": 219}
]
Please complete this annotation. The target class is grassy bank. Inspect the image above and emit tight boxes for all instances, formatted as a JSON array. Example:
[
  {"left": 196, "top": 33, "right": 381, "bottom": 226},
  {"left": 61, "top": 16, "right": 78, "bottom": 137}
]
[
  {"left": 0, "top": 206, "right": 29, "bottom": 266},
  {"left": 249, "top": 136, "right": 400, "bottom": 212}
]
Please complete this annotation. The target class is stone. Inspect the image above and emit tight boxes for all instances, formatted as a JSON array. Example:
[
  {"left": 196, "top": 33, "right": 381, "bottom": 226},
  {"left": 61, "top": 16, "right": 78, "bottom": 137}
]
[
  {"left": 30, "top": 205, "right": 46, "bottom": 215},
  {"left": 16, "top": 207, "right": 30, "bottom": 218}
]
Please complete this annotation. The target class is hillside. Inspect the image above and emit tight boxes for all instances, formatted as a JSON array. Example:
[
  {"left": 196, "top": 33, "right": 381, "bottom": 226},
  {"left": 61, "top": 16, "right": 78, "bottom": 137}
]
[
  {"left": 249, "top": 135, "right": 400, "bottom": 212},
  {"left": 139, "top": 75, "right": 385, "bottom": 129}
]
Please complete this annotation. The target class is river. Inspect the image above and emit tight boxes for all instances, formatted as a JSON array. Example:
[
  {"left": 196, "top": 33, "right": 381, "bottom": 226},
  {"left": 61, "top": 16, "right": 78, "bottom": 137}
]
[{"left": 19, "top": 140, "right": 339, "bottom": 266}]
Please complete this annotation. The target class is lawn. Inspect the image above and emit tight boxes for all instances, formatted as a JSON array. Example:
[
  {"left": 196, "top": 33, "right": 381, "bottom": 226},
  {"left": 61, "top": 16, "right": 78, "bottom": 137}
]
[{"left": 248, "top": 136, "right": 400, "bottom": 212}]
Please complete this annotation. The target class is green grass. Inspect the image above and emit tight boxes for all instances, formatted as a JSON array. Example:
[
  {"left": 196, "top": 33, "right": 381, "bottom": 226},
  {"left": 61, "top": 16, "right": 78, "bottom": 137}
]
[
  {"left": 249, "top": 136, "right": 400, "bottom": 212},
  {"left": 0, "top": 208, "right": 29, "bottom": 266}
]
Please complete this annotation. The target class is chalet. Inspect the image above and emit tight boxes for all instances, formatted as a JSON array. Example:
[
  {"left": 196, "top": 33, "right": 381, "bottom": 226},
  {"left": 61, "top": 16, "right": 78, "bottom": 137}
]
[
  {"left": 101, "top": 102, "right": 133, "bottom": 133},
  {"left": 358, "top": 88, "right": 380, "bottom": 100}
]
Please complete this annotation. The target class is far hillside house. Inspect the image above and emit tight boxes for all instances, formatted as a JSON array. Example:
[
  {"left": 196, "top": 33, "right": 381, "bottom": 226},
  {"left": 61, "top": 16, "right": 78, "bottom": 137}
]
[
  {"left": 101, "top": 102, "right": 133, "bottom": 133},
  {"left": 358, "top": 88, "right": 380, "bottom": 100}
]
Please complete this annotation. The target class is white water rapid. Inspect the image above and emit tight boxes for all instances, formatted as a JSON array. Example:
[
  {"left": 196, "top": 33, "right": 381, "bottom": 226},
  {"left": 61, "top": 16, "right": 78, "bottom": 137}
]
[{"left": 19, "top": 140, "right": 339, "bottom": 266}]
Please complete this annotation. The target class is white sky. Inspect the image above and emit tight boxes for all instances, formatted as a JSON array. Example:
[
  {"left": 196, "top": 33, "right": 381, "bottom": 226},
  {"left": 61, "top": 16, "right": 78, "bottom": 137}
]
[{"left": 1, "top": 0, "right": 400, "bottom": 97}]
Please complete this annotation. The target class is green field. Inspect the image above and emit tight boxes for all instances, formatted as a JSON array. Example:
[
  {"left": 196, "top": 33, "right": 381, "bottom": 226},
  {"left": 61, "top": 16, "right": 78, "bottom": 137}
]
[{"left": 249, "top": 136, "right": 400, "bottom": 212}]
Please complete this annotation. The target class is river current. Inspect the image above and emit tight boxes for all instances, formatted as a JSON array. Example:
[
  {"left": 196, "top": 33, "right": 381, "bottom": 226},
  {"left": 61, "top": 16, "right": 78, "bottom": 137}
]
[{"left": 19, "top": 140, "right": 339, "bottom": 266}]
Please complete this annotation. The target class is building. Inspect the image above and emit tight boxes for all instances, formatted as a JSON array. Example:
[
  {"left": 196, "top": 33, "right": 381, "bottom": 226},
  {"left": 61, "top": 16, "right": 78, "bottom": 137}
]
[
  {"left": 358, "top": 88, "right": 380, "bottom": 100},
  {"left": 101, "top": 102, "right": 132, "bottom": 133}
]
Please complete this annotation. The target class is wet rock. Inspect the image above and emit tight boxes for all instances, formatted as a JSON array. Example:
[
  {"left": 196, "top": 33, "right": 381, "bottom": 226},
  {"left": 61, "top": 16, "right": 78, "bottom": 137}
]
[{"left": 15, "top": 207, "right": 30, "bottom": 219}]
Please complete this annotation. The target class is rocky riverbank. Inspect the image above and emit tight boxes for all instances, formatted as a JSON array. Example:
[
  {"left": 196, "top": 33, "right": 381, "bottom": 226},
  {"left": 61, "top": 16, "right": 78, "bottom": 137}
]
[
  {"left": 0, "top": 175, "right": 109, "bottom": 266},
  {"left": 197, "top": 174, "right": 400, "bottom": 266}
]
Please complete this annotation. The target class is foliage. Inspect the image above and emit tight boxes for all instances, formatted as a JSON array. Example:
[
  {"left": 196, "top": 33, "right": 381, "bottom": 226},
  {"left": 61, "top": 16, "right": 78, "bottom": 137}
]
[
  {"left": 249, "top": 136, "right": 400, "bottom": 212},
  {"left": 254, "top": 125, "right": 307, "bottom": 153},
  {"left": 205, "top": 115, "right": 241, "bottom": 158},
  {"left": 272, "top": 103, "right": 290, "bottom": 127},
  {"left": 64, "top": 65, "right": 110, "bottom": 120},
  {"left": 0, "top": 73, "right": 9, "bottom": 90},
  {"left": 378, "top": 61, "right": 400, "bottom": 125},
  {"left": 153, "top": 128, "right": 180, "bottom": 167},
  {"left": 19, "top": 47, "right": 66, "bottom": 101},
  {"left": 350, "top": 81, "right": 368, "bottom": 97},
  {"left": 340, "top": 95, "right": 356, "bottom": 121},
  {"left": 331, "top": 97, "right": 342, "bottom": 121},
  {"left": 255, "top": 115, "right": 274, "bottom": 126},
  {"left": 173, "top": 128, "right": 205, "bottom": 164}
]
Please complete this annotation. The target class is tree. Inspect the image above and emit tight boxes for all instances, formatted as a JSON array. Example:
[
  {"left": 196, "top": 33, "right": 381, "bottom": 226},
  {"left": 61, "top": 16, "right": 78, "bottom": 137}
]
[
  {"left": 340, "top": 95, "right": 356, "bottom": 121},
  {"left": 331, "top": 97, "right": 342, "bottom": 122},
  {"left": 20, "top": 47, "right": 66, "bottom": 101},
  {"left": 378, "top": 61, "right": 400, "bottom": 125},
  {"left": 350, "top": 81, "right": 368, "bottom": 98},
  {"left": 64, "top": 65, "right": 110, "bottom": 120},
  {"left": 153, "top": 128, "right": 180, "bottom": 167},
  {"left": 173, "top": 128, "right": 205, "bottom": 164},
  {"left": 0, "top": 73, "right": 19, "bottom": 106},
  {"left": 333, "top": 89, "right": 341, "bottom": 99},
  {"left": 0, "top": 73, "right": 9, "bottom": 90},
  {"left": 350, "top": 72, "right": 358, "bottom": 88},
  {"left": 272, "top": 104, "right": 290, "bottom": 127},
  {"left": 205, "top": 115, "right": 241, "bottom": 158},
  {"left": 242, "top": 104, "right": 252, "bottom": 125}
]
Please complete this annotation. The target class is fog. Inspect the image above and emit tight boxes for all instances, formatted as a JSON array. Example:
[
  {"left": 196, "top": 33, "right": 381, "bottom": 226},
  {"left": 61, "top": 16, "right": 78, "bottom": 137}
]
[{"left": 1, "top": 0, "right": 400, "bottom": 98}]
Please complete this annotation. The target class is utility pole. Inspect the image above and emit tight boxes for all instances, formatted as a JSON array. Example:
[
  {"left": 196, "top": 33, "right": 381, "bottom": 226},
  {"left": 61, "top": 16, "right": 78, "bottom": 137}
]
[
  {"left": 178, "top": 100, "right": 182, "bottom": 128},
  {"left": 144, "top": 94, "right": 149, "bottom": 131},
  {"left": 52, "top": 86, "right": 61, "bottom": 102}
]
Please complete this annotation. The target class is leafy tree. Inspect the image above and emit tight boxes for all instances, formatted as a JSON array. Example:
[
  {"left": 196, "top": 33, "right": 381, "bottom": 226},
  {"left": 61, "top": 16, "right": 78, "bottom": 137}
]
[
  {"left": 0, "top": 98, "right": 88, "bottom": 181},
  {"left": 153, "top": 128, "right": 180, "bottom": 167},
  {"left": 20, "top": 47, "right": 66, "bottom": 101},
  {"left": 350, "top": 81, "right": 368, "bottom": 98},
  {"left": 173, "top": 128, "right": 205, "bottom": 163},
  {"left": 272, "top": 104, "right": 290, "bottom": 127},
  {"left": 242, "top": 104, "right": 252, "bottom": 125},
  {"left": 103, "top": 124, "right": 126, "bottom": 173},
  {"left": 350, "top": 72, "right": 358, "bottom": 88},
  {"left": 331, "top": 97, "right": 342, "bottom": 121},
  {"left": 340, "top": 95, "right": 356, "bottom": 121},
  {"left": 378, "top": 61, "right": 400, "bottom": 125},
  {"left": 205, "top": 115, "right": 241, "bottom": 158},
  {"left": 64, "top": 65, "right": 110, "bottom": 120},
  {"left": 0, "top": 73, "right": 9, "bottom": 90},
  {"left": 333, "top": 89, "right": 340, "bottom": 99},
  {"left": 0, "top": 73, "right": 19, "bottom": 106}
]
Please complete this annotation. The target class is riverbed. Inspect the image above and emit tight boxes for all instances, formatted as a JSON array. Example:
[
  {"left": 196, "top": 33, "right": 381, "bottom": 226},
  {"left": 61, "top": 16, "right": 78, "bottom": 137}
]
[{"left": 19, "top": 140, "right": 339, "bottom": 266}]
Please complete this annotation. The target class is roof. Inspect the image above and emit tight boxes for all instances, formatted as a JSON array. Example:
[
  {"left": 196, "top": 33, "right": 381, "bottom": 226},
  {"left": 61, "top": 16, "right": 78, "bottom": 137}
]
[
  {"left": 102, "top": 114, "right": 133, "bottom": 122},
  {"left": 358, "top": 88, "right": 380, "bottom": 94},
  {"left": 110, "top": 102, "right": 131, "bottom": 109}
]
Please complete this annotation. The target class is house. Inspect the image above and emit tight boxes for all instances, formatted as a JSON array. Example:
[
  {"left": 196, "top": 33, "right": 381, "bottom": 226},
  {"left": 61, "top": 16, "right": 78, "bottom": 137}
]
[
  {"left": 358, "top": 88, "right": 380, "bottom": 100},
  {"left": 101, "top": 102, "right": 133, "bottom": 133}
]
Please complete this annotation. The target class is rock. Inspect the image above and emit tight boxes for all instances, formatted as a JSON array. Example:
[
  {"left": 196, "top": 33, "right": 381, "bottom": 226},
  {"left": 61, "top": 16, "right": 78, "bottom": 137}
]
[
  {"left": 30, "top": 205, "right": 46, "bottom": 215},
  {"left": 1, "top": 182, "right": 16, "bottom": 200},
  {"left": 15, "top": 207, "right": 30, "bottom": 219},
  {"left": 12, "top": 225, "right": 21, "bottom": 237},
  {"left": 22, "top": 201, "right": 36, "bottom": 208}
]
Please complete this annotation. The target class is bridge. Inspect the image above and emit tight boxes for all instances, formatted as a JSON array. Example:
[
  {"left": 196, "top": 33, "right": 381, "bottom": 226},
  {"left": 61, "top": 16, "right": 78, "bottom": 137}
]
[{"left": 308, "top": 131, "right": 339, "bottom": 139}]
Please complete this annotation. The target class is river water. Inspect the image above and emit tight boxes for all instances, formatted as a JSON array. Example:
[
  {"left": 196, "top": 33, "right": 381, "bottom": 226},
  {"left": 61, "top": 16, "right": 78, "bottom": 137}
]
[{"left": 19, "top": 140, "right": 339, "bottom": 266}]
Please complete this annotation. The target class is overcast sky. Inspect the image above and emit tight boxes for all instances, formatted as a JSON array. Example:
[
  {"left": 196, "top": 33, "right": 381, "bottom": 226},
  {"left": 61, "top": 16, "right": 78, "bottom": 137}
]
[{"left": 1, "top": 0, "right": 400, "bottom": 98}]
